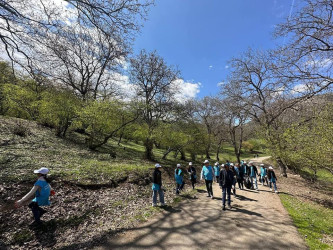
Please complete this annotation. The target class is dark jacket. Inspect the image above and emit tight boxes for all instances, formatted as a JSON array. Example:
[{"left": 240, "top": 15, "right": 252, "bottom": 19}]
[
  {"left": 247, "top": 165, "right": 258, "bottom": 176},
  {"left": 152, "top": 168, "right": 162, "bottom": 186},
  {"left": 219, "top": 169, "right": 234, "bottom": 188},
  {"left": 267, "top": 170, "right": 277, "bottom": 180}
]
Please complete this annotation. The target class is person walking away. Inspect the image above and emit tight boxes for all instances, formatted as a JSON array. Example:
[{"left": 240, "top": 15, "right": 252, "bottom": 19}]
[
  {"left": 175, "top": 164, "right": 185, "bottom": 195},
  {"left": 187, "top": 162, "right": 197, "bottom": 190},
  {"left": 247, "top": 161, "right": 259, "bottom": 190},
  {"left": 230, "top": 163, "right": 238, "bottom": 197},
  {"left": 259, "top": 164, "right": 269, "bottom": 186},
  {"left": 152, "top": 163, "right": 165, "bottom": 207},
  {"left": 15, "top": 167, "right": 53, "bottom": 225},
  {"left": 201, "top": 160, "right": 214, "bottom": 199},
  {"left": 235, "top": 163, "right": 244, "bottom": 190},
  {"left": 267, "top": 166, "right": 278, "bottom": 193},
  {"left": 213, "top": 162, "right": 220, "bottom": 183},
  {"left": 219, "top": 164, "right": 234, "bottom": 210},
  {"left": 238, "top": 163, "right": 245, "bottom": 190}
]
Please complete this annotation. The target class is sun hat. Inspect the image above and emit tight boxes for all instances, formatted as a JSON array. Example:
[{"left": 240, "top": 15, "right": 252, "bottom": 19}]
[
  {"left": 230, "top": 163, "right": 234, "bottom": 166},
  {"left": 249, "top": 161, "right": 253, "bottom": 164},
  {"left": 177, "top": 164, "right": 181, "bottom": 168},
  {"left": 269, "top": 166, "right": 273, "bottom": 170},
  {"left": 260, "top": 163, "right": 264, "bottom": 166},
  {"left": 214, "top": 162, "right": 219, "bottom": 166},
  {"left": 155, "top": 163, "right": 162, "bottom": 168},
  {"left": 221, "top": 164, "right": 225, "bottom": 167},
  {"left": 34, "top": 167, "right": 49, "bottom": 175},
  {"left": 189, "top": 162, "right": 193, "bottom": 166},
  {"left": 204, "top": 160, "right": 209, "bottom": 164}
]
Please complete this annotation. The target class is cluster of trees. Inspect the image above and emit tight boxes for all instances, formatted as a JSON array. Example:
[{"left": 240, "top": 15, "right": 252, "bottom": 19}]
[
  {"left": 0, "top": 0, "right": 332, "bottom": 178},
  {"left": 220, "top": 0, "right": 333, "bottom": 177}
]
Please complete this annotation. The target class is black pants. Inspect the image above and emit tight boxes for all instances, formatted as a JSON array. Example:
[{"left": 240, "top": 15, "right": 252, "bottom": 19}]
[
  {"left": 190, "top": 179, "right": 196, "bottom": 189},
  {"left": 176, "top": 182, "right": 185, "bottom": 194},
  {"left": 205, "top": 179, "right": 213, "bottom": 196},
  {"left": 29, "top": 202, "right": 46, "bottom": 222},
  {"left": 237, "top": 178, "right": 244, "bottom": 189},
  {"left": 215, "top": 175, "right": 219, "bottom": 183}
]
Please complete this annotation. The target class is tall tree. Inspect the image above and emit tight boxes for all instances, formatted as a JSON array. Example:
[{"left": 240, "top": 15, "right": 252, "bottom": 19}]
[{"left": 129, "top": 50, "right": 180, "bottom": 160}]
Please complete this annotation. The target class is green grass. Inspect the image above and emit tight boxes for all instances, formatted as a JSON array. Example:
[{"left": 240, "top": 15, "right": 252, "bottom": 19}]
[{"left": 280, "top": 193, "right": 333, "bottom": 250}]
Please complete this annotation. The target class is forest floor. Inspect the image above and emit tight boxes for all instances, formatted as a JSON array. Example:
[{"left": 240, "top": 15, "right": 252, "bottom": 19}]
[{"left": 95, "top": 157, "right": 307, "bottom": 250}]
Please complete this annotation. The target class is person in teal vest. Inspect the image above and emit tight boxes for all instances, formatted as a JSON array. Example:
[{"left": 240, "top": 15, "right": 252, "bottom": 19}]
[
  {"left": 213, "top": 162, "right": 220, "bottom": 183},
  {"left": 201, "top": 160, "right": 214, "bottom": 199},
  {"left": 175, "top": 164, "right": 185, "bottom": 195},
  {"left": 152, "top": 163, "right": 165, "bottom": 207},
  {"left": 259, "top": 164, "right": 269, "bottom": 186},
  {"left": 15, "top": 167, "right": 53, "bottom": 225}
]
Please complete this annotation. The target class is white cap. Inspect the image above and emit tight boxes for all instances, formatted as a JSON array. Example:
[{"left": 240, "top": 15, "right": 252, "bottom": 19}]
[
  {"left": 221, "top": 164, "right": 225, "bottom": 167},
  {"left": 260, "top": 163, "right": 264, "bottom": 166},
  {"left": 34, "top": 167, "right": 49, "bottom": 175},
  {"left": 177, "top": 164, "right": 181, "bottom": 168},
  {"left": 204, "top": 160, "right": 209, "bottom": 164},
  {"left": 155, "top": 163, "right": 162, "bottom": 168},
  {"left": 249, "top": 161, "right": 253, "bottom": 164},
  {"left": 269, "top": 166, "right": 273, "bottom": 170},
  {"left": 189, "top": 162, "right": 192, "bottom": 166},
  {"left": 230, "top": 163, "right": 234, "bottom": 166},
  {"left": 243, "top": 161, "right": 247, "bottom": 164},
  {"left": 214, "top": 162, "right": 219, "bottom": 166}
]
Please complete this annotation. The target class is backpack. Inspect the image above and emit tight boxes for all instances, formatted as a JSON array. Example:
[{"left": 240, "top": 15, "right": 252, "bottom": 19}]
[{"left": 244, "top": 176, "right": 252, "bottom": 189}]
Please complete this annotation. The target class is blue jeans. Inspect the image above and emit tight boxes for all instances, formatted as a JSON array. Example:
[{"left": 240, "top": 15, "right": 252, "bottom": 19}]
[
  {"left": 269, "top": 180, "right": 277, "bottom": 191},
  {"left": 250, "top": 176, "right": 258, "bottom": 189},
  {"left": 152, "top": 189, "right": 165, "bottom": 204},
  {"left": 222, "top": 187, "right": 231, "bottom": 206}
]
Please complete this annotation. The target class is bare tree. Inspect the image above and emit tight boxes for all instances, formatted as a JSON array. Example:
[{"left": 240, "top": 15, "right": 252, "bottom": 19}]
[
  {"left": 220, "top": 49, "right": 320, "bottom": 177},
  {"left": 0, "top": 0, "right": 153, "bottom": 82},
  {"left": 193, "top": 97, "right": 220, "bottom": 159},
  {"left": 129, "top": 50, "right": 180, "bottom": 160},
  {"left": 275, "top": 0, "right": 333, "bottom": 95}
]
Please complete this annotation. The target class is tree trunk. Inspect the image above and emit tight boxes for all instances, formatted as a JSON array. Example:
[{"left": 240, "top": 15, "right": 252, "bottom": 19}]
[
  {"left": 162, "top": 147, "right": 173, "bottom": 160},
  {"left": 191, "top": 153, "right": 196, "bottom": 161},
  {"left": 180, "top": 149, "right": 186, "bottom": 161},
  {"left": 144, "top": 138, "right": 154, "bottom": 160},
  {"left": 118, "top": 132, "right": 123, "bottom": 146},
  {"left": 276, "top": 157, "right": 287, "bottom": 177}
]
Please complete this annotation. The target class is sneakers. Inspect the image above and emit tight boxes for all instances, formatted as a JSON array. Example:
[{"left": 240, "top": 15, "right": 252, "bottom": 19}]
[
  {"left": 207, "top": 195, "right": 211, "bottom": 197},
  {"left": 228, "top": 204, "right": 232, "bottom": 209},
  {"left": 222, "top": 206, "right": 226, "bottom": 211},
  {"left": 270, "top": 188, "right": 272, "bottom": 191},
  {"left": 211, "top": 195, "right": 214, "bottom": 199},
  {"left": 275, "top": 191, "right": 279, "bottom": 194},
  {"left": 161, "top": 203, "right": 166, "bottom": 206},
  {"left": 152, "top": 203, "right": 157, "bottom": 207}
]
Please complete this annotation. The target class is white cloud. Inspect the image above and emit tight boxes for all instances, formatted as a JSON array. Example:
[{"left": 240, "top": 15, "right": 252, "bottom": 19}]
[
  {"left": 172, "top": 79, "right": 201, "bottom": 103},
  {"left": 225, "top": 65, "right": 229, "bottom": 69},
  {"left": 217, "top": 81, "right": 225, "bottom": 87},
  {"left": 291, "top": 84, "right": 308, "bottom": 95},
  {"left": 209, "top": 65, "right": 213, "bottom": 70}
]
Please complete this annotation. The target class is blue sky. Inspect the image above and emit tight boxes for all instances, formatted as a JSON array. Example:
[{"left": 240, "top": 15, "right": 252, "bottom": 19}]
[{"left": 133, "top": 0, "right": 297, "bottom": 99}]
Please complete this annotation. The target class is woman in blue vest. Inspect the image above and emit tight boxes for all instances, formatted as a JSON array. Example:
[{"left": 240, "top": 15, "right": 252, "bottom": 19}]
[
  {"left": 201, "top": 160, "right": 214, "bottom": 198},
  {"left": 152, "top": 163, "right": 165, "bottom": 207},
  {"left": 15, "top": 167, "right": 53, "bottom": 225},
  {"left": 213, "top": 162, "right": 220, "bottom": 183},
  {"left": 259, "top": 164, "right": 269, "bottom": 186},
  {"left": 175, "top": 164, "right": 185, "bottom": 195}
]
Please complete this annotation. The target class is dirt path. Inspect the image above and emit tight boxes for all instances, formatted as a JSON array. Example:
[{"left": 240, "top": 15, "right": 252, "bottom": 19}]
[{"left": 95, "top": 159, "right": 307, "bottom": 250}]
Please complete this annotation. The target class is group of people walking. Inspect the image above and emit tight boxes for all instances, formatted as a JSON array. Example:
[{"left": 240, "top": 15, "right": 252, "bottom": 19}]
[{"left": 152, "top": 159, "right": 279, "bottom": 210}]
